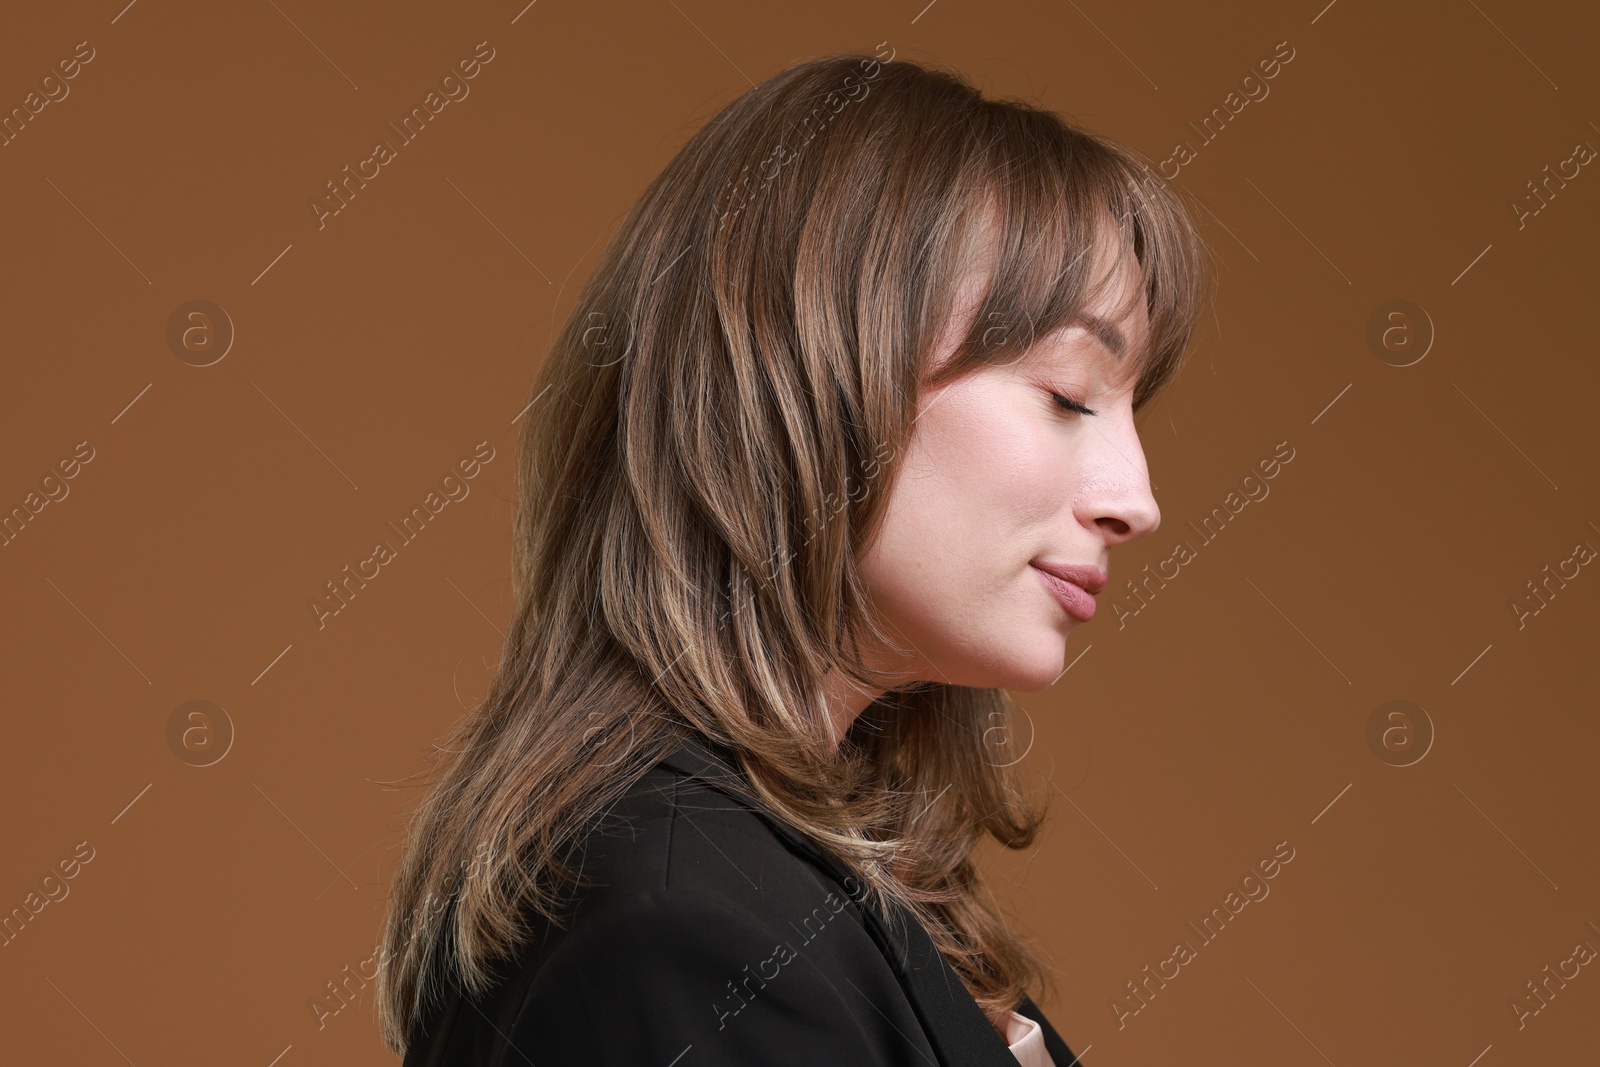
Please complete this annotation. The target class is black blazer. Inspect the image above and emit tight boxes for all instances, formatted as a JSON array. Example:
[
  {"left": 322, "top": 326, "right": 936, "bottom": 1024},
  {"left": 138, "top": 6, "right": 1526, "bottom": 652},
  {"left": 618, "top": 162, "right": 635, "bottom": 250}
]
[{"left": 402, "top": 734, "right": 1082, "bottom": 1066}]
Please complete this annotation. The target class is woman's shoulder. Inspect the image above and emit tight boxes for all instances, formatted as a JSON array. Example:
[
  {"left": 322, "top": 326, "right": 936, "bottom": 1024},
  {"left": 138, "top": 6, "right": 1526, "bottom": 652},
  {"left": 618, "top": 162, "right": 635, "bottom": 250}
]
[
  {"left": 569, "top": 734, "right": 856, "bottom": 914},
  {"left": 401, "top": 736, "right": 907, "bottom": 1066}
]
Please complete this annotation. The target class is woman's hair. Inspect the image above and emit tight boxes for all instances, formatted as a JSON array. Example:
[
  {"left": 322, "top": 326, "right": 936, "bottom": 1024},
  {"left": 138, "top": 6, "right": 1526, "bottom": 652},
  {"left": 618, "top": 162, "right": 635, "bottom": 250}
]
[{"left": 375, "top": 48, "right": 1214, "bottom": 1052}]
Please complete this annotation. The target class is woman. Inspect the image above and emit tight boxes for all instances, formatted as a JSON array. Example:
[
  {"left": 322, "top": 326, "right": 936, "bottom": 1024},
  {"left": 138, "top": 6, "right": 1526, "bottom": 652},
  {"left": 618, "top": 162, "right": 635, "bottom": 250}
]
[{"left": 377, "top": 48, "right": 1212, "bottom": 1067}]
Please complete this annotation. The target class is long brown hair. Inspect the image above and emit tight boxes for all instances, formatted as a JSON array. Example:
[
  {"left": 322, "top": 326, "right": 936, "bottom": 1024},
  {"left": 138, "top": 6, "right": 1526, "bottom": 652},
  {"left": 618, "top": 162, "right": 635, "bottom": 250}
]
[{"left": 375, "top": 48, "right": 1214, "bottom": 1052}]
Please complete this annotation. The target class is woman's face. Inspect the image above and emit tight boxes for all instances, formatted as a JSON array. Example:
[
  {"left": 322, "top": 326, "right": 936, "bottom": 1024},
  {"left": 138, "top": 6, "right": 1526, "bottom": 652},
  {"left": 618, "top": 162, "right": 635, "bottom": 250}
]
[{"left": 858, "top": 218, "right": 1161, "bottom": 692}]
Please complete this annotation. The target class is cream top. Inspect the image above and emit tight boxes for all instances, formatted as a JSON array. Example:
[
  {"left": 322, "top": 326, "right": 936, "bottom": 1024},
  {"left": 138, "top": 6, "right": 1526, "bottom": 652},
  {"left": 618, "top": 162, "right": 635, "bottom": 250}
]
[{"left": 1004, "top": 1009, "right": 1056, "bottom": 1067}]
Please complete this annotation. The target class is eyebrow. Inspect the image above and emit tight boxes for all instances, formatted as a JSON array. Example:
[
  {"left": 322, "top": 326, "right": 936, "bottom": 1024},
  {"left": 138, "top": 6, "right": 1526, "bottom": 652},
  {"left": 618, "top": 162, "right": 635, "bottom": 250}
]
[{"left": 1069, "top": 312, "right": 1128, "bottom": 360}]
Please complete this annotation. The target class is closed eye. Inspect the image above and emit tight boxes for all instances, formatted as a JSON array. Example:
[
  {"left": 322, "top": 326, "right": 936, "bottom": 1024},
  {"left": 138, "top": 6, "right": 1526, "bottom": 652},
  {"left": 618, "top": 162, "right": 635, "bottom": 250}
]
[{"left": 1050, "top": 391, "right": 1097, "bottom": 417}]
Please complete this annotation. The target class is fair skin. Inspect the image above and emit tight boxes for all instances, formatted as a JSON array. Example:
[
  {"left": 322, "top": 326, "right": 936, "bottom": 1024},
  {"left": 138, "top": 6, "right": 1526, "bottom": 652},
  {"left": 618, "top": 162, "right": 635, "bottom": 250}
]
[{"left": 825, "top": 212, "right": 1163, "bottom": 746}]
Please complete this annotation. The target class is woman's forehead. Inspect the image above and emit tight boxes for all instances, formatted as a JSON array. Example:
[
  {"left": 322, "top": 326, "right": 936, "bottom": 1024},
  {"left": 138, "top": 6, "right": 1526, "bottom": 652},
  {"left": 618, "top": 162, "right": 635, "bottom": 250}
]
[{"left": 918, "top": 198, "right": 1152, "bottom": 381}]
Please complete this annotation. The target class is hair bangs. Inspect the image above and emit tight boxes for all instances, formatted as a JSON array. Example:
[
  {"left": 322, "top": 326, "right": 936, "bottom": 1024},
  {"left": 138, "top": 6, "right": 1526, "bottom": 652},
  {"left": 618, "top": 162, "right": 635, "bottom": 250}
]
[{"left": 924, "top": 102, "right": 1213, "bottom": 410}]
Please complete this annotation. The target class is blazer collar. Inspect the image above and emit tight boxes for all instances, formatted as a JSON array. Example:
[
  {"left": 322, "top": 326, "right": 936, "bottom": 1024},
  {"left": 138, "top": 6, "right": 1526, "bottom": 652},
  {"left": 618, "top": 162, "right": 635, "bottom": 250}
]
[{"left": 657, "top": 735, "right": 1023, "bottom": 1067}]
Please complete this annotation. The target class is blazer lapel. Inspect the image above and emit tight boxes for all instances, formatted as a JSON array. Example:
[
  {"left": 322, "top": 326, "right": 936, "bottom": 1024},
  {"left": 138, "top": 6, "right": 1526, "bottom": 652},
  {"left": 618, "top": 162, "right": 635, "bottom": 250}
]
[{"left": 658, "top": 736, "right": 1023, "bottom": 1067}]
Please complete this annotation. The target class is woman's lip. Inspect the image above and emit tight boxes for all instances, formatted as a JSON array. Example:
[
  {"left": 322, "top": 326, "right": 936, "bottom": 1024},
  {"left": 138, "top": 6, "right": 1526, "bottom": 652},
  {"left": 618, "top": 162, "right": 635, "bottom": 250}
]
[
  {"left": 1031, "top": 560, "right": 1107, "bottom": 594},
  {"left": 1032, "top": 565, "right": 1097, "bottom": 622}
]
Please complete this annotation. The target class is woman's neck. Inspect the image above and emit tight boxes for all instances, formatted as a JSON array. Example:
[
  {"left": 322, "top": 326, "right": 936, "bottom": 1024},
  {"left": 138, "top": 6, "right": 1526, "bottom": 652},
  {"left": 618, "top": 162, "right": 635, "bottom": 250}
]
[{"left": 988, "top": 1005, "right": 1013, "bottom": 1044}]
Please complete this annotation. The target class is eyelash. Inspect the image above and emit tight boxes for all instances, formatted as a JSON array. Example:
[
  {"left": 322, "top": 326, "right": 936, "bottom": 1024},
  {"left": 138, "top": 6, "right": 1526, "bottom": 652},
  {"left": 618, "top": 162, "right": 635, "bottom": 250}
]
[{"left": 1050, "top": 391, "right": 1097, "bottom": 417}]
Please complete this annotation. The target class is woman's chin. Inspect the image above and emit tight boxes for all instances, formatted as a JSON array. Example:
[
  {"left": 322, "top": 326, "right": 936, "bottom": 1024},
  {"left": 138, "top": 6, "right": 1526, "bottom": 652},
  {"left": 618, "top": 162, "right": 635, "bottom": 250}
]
[{"left": 954, "top": 637, "right": 1078, "bottom": 692}]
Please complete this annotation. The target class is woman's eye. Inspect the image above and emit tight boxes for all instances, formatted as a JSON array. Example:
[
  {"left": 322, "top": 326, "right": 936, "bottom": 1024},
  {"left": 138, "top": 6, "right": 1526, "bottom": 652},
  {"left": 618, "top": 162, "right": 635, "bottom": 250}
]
[{"left": 1050, "top": 391, "right": 1097, "bottom": 417}]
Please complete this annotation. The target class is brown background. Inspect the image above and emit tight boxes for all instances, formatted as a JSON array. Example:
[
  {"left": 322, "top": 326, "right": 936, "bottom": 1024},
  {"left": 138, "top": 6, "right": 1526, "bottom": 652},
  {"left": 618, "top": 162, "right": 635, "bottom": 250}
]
[{"left": 2, "top": 0, "right": 1596, "bottom": 1063}]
